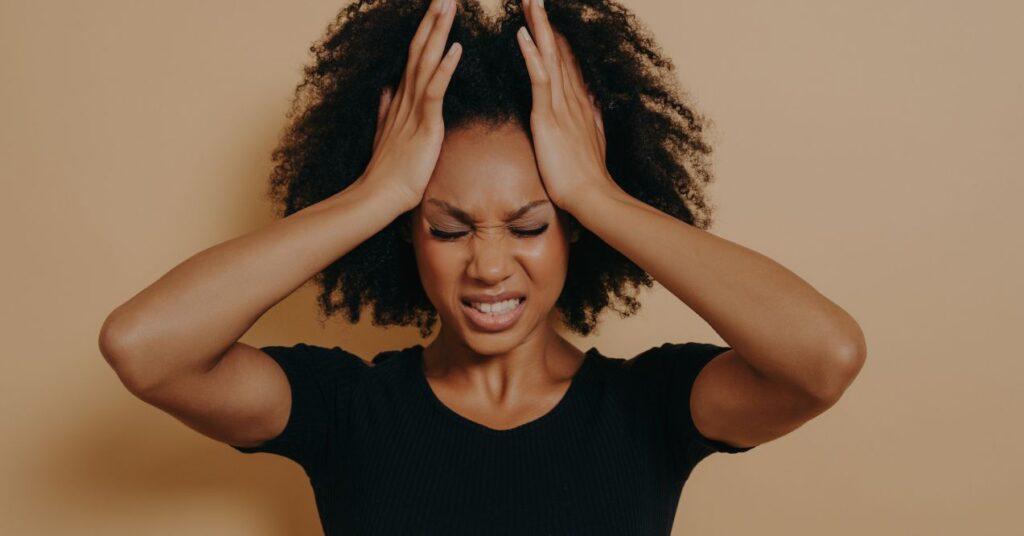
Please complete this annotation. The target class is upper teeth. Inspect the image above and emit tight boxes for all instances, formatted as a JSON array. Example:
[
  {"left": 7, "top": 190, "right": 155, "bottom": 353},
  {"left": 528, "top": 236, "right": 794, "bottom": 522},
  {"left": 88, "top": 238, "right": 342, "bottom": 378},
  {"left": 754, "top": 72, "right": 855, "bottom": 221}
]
[{"left": 469, "top": 298, "right": 521, "bottom": 314}]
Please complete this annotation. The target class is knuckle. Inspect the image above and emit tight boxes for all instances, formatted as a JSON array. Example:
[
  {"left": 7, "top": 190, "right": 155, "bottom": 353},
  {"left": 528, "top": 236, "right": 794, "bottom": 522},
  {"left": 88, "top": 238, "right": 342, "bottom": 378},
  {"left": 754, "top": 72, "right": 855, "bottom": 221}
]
[
  {"left": 424, "top": 121, "right": 443, "bottom": 135},
  {"left": 414, "top": 122, "right": 440, "bottom": 140},
  {"left": 416, "top": 61, "right": 432, "bottom": 78},
  {"left": 423, "top": 85, "right": 443, "bottom": 100}
]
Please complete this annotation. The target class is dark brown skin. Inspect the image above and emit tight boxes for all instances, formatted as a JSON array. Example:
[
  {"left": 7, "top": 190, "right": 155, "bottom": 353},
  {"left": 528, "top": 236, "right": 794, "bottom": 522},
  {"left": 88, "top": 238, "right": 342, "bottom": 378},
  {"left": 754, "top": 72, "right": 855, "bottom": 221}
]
[
  {"left": 413, "top": 121, "right": 585, "bottom": 431},
  {"left": 98, "top": 0, "right": 465, "bottom": 447},
  {"left": 512, "top": 0, "right": 867, "bottom": 446},
  {"left": 99, "top": 0, "right": 866, "bottom": 451}
]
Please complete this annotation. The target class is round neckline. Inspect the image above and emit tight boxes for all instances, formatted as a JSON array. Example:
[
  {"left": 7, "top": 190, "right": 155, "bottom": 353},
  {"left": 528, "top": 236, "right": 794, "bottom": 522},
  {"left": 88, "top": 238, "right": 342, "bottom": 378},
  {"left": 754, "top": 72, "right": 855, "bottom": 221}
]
[{"left": 408, "top": 344, "right": 599, "bottom": 436}]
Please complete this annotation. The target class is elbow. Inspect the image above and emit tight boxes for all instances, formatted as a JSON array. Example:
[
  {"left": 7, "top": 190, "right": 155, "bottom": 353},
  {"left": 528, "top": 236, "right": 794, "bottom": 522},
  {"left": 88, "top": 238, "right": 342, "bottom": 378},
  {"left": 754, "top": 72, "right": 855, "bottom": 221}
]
[
  {"left": 807, "top": 326, "right": 868, "bottom": 406},
  {"left": 98, "top": 310, "right": 155, "bottom": 398},
  {"left": 98, "top": 306, "right": 140, "bottom": 365},
  {"left": 98, "top": 309, "right": 130, "bottom": 367}
]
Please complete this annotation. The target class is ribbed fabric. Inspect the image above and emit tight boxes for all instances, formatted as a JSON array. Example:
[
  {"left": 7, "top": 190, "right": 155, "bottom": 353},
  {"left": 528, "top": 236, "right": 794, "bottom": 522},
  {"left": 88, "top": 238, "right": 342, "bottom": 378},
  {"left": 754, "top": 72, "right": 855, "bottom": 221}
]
[{"left": 232, "top": 341, "right": 755, "bottom": 535}]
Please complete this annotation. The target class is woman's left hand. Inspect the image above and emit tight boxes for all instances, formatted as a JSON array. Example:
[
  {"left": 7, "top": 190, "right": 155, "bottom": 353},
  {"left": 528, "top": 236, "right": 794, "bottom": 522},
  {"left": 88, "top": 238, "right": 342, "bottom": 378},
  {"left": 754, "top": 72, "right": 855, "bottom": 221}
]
[{"left": 516, "top": 0, "right": 619, "bottom": 213}]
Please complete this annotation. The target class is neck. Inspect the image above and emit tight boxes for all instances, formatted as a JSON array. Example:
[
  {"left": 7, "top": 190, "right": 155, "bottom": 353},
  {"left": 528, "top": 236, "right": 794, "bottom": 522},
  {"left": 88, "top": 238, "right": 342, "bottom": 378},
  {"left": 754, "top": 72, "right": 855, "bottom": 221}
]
[{"left": 423, "top": 319, "right": 583, "bottom": 387}]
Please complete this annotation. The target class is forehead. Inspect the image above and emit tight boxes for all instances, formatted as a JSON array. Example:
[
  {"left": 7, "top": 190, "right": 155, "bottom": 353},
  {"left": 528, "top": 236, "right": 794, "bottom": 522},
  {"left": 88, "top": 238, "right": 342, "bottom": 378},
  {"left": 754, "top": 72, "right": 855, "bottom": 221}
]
[{"left": 422, "top": 121, "right": 548, "bottom": 217}]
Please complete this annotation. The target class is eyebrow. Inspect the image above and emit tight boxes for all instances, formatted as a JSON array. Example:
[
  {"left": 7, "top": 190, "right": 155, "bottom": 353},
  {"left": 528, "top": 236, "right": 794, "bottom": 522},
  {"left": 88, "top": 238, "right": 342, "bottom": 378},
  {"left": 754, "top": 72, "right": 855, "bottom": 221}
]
[{"left": 425, "top": 198, "right": 551, "bottom": 224}]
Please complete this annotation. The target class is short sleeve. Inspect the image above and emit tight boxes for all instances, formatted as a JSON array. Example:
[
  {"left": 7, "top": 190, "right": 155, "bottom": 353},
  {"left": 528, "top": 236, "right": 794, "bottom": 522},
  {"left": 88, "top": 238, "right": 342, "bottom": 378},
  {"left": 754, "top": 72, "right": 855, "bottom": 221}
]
[
  {"left": 230, "top": 343, "right": 367, "bottom": 473},
  {"left": 628, "top": 341, "right": 756, "bottom": 470}
]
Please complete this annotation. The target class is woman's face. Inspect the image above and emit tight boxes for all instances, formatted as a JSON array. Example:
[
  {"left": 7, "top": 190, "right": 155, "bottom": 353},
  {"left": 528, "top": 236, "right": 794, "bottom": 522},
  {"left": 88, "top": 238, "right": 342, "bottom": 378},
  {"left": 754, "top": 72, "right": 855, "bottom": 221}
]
[{"left": 408, "top": 121, "right": 574, "bottom": 354}]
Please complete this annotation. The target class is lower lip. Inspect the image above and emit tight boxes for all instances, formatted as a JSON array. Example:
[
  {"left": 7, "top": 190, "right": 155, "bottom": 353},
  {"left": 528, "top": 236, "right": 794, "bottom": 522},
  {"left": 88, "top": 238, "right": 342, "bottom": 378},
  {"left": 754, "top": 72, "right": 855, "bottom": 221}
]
[{"left": 460, "top": 298, "right": 526, "bottom": 332}]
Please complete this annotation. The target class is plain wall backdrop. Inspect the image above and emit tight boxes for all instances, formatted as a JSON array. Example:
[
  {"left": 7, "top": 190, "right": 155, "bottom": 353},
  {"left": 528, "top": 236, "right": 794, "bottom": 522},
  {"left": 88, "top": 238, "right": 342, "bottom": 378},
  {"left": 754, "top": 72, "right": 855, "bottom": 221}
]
[{"left": 2, "top": 0, "right": 1021, "bottom": 534}]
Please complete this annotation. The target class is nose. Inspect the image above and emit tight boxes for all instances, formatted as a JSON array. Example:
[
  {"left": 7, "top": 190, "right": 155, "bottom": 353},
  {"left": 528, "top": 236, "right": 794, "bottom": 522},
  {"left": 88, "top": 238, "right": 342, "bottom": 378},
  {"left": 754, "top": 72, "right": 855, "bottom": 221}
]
[{"left": 465, "top": 231, "right": 513, "bottom": 285}]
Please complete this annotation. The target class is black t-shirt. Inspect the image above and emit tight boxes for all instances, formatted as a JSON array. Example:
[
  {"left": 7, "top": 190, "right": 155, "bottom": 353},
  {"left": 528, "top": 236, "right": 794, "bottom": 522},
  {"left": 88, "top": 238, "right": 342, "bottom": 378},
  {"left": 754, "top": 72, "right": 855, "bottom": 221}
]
[{"left": 231, "top": 342, "right": 755, "bottom": 535}]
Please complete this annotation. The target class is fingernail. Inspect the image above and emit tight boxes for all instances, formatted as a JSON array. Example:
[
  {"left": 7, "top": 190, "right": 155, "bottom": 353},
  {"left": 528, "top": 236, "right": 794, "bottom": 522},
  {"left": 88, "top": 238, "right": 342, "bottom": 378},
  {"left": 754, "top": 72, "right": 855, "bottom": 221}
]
[
  {"left": 538, "top": 0, "right": 544, "bottom": 8},
  {"left": 442, "top": 0, "right": 451, "bottom": 14},
  {"left": 519, "top": 26, "right": 532, "bottom": 42}
]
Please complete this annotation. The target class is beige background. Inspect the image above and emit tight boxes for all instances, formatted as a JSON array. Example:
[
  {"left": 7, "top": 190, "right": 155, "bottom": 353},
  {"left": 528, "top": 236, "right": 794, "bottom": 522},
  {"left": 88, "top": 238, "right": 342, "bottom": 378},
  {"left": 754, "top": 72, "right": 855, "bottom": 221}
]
[{"left": 2, "top": 0, "right": 1021, "bottom": 534}]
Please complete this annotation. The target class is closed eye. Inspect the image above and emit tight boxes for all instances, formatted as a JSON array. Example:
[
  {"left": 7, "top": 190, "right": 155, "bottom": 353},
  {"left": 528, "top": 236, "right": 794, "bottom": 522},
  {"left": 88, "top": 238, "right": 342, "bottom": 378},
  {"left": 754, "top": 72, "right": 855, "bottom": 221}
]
[
  {"left": 511, "top": 223, "right": 549, "bottom": 237},
  {"left": 428, "top": 223, "right": 549, "bottom": 241},
  {"left": 428, "top": 228, "right": 468, "bottom": 241}
]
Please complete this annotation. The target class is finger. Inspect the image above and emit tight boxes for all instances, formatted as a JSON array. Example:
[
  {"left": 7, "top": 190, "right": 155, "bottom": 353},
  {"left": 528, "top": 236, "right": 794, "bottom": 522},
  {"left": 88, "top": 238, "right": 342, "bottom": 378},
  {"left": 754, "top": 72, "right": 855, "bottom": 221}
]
[
  {"left": 406, "top": 0, "right": 447, "bottom": 68},
  {"left": 415, "top": 0, "right": 457, "bottom": 96},
  {"left": 377, "top": 86, "right": 392, "bottom": 126},
  {"left": 553, "top": 31, "right": 585, "bottom": 118},
  {"left": 590, "top": 95, "right": 604, "bottom": 133},
  {"left": 383, "top": 74, "right": 406, "bottom": 138},
  {"left": 422, "top": 42, "right": 462, "bottom": 120},
  {"left": 589, "top": 94, "right": 602, "bottom": 127},
  {"left": 516, "top": 25, "right": 552, "bottom": 115},
  {"left": 374, "top": 86, "right": 393, "bottom": 150},
  {"left": 554, "top": 31, "right": 587, "bottom": 99},
  {"left": 557, "top": 52, "right": 580, "bottom": 119},
  {"left": 524, "top": 0, "right": 566, "bottom": 108},
  {"left": 401, "top": 0, "right": 448, "bottom": 108},
  {"left": 590, "top": 93, "right": 606, "bottom": 153}
]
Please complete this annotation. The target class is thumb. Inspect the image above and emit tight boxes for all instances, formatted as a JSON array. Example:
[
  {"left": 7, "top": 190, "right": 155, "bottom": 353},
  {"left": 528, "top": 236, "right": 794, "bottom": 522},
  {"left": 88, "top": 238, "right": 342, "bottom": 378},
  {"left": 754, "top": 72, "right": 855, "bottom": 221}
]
[{"left": 374, "top": 86, "right": 393, "bottom": 150}]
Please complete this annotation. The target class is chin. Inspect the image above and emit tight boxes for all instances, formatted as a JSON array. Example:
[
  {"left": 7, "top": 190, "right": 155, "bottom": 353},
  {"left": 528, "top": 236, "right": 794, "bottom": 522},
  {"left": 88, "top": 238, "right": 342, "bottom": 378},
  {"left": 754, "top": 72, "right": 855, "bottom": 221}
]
[
  {"left": 453, "top": 324, "right": 523, "bottom": 353},
  {"left": 446, "top": 307, "right": 539, "bottom": 356}
]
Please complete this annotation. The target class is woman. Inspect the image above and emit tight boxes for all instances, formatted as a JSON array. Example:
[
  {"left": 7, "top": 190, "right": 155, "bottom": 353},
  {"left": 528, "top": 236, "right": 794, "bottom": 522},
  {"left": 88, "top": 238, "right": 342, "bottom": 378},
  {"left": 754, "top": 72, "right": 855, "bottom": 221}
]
[{"left": 99, "top": 0, "right": 866, "bottom": 533}]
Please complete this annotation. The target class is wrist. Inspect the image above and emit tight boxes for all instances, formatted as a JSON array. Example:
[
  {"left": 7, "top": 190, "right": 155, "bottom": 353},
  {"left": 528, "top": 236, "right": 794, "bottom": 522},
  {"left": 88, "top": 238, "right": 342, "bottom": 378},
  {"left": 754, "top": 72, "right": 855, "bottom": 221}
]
[
  {"left": 319, "top": 177, "right": 416, "bottom": 222},
  {"left": 347, "top": 174, "right": 421, "bottom": 214},
  {"left": 560, "top": 177, "right": 632, "bottom": 217}
]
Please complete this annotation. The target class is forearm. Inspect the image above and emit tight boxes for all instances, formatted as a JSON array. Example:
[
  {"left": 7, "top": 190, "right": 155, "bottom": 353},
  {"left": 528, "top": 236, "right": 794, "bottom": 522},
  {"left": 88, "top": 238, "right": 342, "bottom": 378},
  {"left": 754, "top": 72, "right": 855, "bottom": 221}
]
[
  {"left": 99, "top": 179, "right": 408, "bottom": 392},
  {"left": 566, "top": 184, "right": 865, "bottom": 399}
]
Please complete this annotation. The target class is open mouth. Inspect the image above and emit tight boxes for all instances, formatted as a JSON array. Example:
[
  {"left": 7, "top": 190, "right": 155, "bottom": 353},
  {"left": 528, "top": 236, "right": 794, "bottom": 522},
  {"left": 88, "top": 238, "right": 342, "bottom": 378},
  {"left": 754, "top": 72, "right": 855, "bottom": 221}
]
[
  {"left": 461, "top": 297, "right": 525, "bottom": 314},
  {"left": 459, "top": 297, "right": 526, "bottom": 332}
]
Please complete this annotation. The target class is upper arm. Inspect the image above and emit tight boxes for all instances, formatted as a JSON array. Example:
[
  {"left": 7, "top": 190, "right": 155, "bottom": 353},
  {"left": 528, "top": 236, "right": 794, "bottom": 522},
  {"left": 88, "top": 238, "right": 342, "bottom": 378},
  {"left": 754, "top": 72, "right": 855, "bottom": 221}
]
[
  {"left": 131, "top": 342, "right": 294, "bottom": 449},
  {"left": 690, "top": 346, "right": 834, "bottom": 451},
  {"left": 629, "top": 341, "right": 856, "bottom": 471},
  {"left": 130, "top": 342, "right": 366, "bottom": 471}
]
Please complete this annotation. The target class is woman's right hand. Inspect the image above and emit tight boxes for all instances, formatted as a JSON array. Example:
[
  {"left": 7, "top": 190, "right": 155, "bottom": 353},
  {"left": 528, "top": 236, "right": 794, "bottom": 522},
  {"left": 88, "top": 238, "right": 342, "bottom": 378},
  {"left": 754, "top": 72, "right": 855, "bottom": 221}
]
[
  {"left": 99, "top": 0, "right": 463, "bottom": 455},
  {"left": 357, "top": 0, "right": 462, "bottom": 212}
]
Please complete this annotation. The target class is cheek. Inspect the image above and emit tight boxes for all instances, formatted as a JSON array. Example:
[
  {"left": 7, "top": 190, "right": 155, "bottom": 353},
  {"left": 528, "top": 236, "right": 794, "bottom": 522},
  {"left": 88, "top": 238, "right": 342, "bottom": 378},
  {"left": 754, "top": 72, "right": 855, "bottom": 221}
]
[
  {"left": 415, "top": 240, "right": 462, "bottom": 290},
  {"left": 517, "top": 233, "right": 570, "bottom": 283}
]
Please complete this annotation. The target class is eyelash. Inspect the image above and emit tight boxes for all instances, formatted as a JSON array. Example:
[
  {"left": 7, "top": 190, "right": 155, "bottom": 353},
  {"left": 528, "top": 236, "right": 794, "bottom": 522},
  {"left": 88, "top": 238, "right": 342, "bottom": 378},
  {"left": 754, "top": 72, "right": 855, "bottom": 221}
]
[{"left": 429, "top": 223, "right": 549, "bottom": 241}]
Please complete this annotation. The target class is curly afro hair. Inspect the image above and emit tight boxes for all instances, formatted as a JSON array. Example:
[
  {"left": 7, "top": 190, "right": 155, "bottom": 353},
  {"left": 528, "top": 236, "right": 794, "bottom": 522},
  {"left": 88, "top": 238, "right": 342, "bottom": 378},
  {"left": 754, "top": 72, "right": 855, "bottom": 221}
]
[{"left": 267, "top": 0, "right": 722, "bottom": 338}]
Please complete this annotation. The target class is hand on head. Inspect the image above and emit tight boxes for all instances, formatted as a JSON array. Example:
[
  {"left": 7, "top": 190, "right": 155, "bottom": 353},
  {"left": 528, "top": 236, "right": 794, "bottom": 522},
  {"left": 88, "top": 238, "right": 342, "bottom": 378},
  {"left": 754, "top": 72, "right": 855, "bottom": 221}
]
[
  {"left": 360, "top": 0, "right": 615, "bottom": 215},
  {"left": 359, "top": 0, "right": 462, "bottom": 212},
  {"left": 515, "top": 0, "right": 615, "bottom": 213}
]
